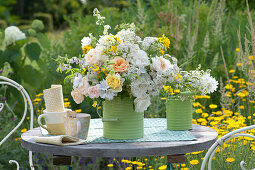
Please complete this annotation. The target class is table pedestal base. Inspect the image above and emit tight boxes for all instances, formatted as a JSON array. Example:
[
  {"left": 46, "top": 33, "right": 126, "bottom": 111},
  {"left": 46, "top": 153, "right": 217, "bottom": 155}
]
[{"left": 167, "top": 154, "right": 186, "bottom": 170}]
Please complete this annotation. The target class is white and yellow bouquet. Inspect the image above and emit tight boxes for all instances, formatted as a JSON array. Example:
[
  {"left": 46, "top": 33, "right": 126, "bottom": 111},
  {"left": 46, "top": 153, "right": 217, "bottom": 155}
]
[
  {"left": 57, "top": 9, "right": 181, "bottom": 112},
  {"left": 162, "top": 65, "right": 219, "bottom": 99},
  {"left": 57, "top": 9, "right": 218, "bottom": 112}
]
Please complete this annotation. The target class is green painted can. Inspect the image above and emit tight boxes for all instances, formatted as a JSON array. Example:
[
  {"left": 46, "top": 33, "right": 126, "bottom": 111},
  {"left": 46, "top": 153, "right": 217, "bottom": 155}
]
[
  {"left": 102, "top": 97, "right": 144, "bottom": 139},
  {"left": 166, "top": 98, "right": 193, "bottom": 130}
]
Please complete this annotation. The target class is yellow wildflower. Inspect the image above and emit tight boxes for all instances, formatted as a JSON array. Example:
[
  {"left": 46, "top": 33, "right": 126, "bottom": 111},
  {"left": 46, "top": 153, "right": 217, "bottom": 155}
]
[
  {"left": 225, "top": 84, "right": 233, "bottom": 90},
  {"left": 229, "top": 69, "right": 235, "bottom": 73},
  {"left": 225, "top": 158, "right": 235, "bottom": 163},
  {"left": 107, "top": 164, "right": 113, "bottom": 167},
  {"left": 158, "top": 34, "right": 170, "bottom": 50},
  {"left": 248, "top": 55, "right": 254, "bottom": 60},
  {"left": 174, "top": 74, "right": 182, "bottom": 81},
  {"left": 235, "top": 48, "right": 240, "bottom": 52},
  {"left": 33, "top": 98, "right": 41, "bottom": 102},
  {"left": 209, "top": 104, "right": 217, "bottom": 109},
  {"left": 239, "top": 105, "right": 244, "bottom": 109},
  {"left": 92, "top": 101, "right": 97, "bottom": 107},
  {"left": 236, "top": 63, "right": 243, "bottom": 67},
  {"left": 75, "top": 109, "right": 82, "bottom": 113},
  {"left": 82, "top": 45, "right": 93, "bottom": 56},
  {"left": 159, "top": 48, "right": 165, "bottom": 54},
  {"left": 202, "top": 113, "right": 209, "bottom": 118},
  {"left": 64, "top": 98, "right": 69, "bottom": 101},
  {"left": 195, "top": 109, "right": 203, "bottom": 114},
  {"left": 174, "top": 89, "right": 180, "bottom": 93},
  {"left": 21, "top": 128, "right": 27, "bottom": 133},
  {"left": 110, "top": 45, "right": 118, "bottom": 53},
  {"left": 64, "top": 102, "right": 71, "bottom": 108},
  {"left": 158, "top": 165, "right": 167, "bottom": 170},
  {"left": 190, "top": 159, "right": 199, "bottom": 165},
  {"left": 181, "top": 164, "right": 186, "bottom": 167},
  {"left": 191, "top": 151, "right": 204, "bottom": 155},
  {"left": 35, "top": 93, "right": 43, "bottom": 97},
  {"left": 161, "top": 97, "right": 166, "bottom": 100}
]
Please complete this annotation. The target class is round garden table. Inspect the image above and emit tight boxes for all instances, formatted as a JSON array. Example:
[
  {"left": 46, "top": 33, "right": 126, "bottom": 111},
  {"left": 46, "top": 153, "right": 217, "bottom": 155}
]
[{"left": 21, "top": 119, "right": 218, "bottom": 169}]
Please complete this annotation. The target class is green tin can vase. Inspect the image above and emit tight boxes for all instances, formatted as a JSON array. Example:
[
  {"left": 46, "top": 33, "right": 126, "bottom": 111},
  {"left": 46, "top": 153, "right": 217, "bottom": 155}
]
[
  {"left": 102, "top": 97, "right": 144, "bottom": 139},
  {"left": 166, "top": 98, "right": 193, "bottom": 130}
]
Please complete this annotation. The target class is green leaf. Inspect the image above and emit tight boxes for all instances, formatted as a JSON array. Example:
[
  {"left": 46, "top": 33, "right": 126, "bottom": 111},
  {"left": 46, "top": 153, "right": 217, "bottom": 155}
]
[
  {"left": 0, "top": 49, "right": 21, "bottom": 66},
  {"left": 8, "top": 39, "right": 27, "bottom": 50},
  {"left": 25, "top": 43, "right": 41, "bottom": 60},
  {"left": 37, "top": 33, "right": 51, "bottom": 49},
  {"left": 17, "top": 65, "right": 42, "bottom": 88}
]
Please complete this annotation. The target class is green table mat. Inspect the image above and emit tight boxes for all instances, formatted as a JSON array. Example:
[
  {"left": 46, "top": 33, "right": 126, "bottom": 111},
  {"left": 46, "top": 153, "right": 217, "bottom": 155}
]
[{"left": 87, "top": 118, "right": 196, "bottom": 143}]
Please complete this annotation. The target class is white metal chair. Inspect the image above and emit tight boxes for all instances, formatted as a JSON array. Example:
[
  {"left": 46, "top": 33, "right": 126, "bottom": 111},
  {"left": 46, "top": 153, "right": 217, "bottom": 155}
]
[
  {"left": 201, "top": 125, "right": 255, "bottom": 170},
  {"left": 0, "top": 76, "right": 35, "bottom": 170}
]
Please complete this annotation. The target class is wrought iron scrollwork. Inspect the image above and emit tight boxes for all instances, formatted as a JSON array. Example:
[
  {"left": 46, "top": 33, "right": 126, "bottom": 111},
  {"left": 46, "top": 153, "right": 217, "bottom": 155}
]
[
  {"left": 201, "top": 125, "right": 255, "bottom": 170},
  {"left": 0, "top": 76, "right": 35, "bottom": 170}
]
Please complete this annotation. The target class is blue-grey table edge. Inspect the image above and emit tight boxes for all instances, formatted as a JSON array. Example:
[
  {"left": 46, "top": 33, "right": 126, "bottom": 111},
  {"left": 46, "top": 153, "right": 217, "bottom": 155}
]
[{"left": 21, "top": 124, "right": 218, "bottom": 158}]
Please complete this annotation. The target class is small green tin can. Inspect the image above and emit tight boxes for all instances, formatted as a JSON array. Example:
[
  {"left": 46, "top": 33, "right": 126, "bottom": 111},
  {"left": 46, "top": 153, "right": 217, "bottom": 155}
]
[{"left": 166, "top": 98, "right": 193, "bottom": 130}]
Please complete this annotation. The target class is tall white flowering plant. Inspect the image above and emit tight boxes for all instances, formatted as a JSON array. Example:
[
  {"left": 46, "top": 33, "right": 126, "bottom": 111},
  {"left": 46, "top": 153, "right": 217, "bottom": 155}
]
[{"left": 57, "top": 9, "right": 179, "bottom": 112}]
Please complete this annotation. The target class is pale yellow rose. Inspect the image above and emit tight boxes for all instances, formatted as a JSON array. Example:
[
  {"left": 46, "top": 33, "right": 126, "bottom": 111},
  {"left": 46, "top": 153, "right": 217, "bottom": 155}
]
[
  {"left": 111, "top": 57, "right": 129, "bottom": 73},
  {"left": 106, "top": 74, "right": 122, "bottom": 92}
]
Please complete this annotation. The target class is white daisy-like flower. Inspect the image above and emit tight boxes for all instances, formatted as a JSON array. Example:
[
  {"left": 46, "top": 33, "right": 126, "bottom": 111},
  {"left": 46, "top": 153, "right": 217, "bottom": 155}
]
[{"left": 5, "top": 26, "right": 26, "bottom": 46}]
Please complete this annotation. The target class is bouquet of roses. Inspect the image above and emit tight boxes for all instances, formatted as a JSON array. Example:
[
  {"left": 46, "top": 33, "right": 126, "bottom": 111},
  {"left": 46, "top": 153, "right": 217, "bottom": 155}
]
[
  {"left": 57, "top": 9, "right": 218, "bottom": 112},
  {"left": 57, "top": 9, "right": 181, "bottom": 112}
]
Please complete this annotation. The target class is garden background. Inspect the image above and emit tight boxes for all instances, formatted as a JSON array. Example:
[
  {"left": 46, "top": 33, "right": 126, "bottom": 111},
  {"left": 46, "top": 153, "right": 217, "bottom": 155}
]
[{"left": 1, "top": 0, "right": 255, "bottom": 169}]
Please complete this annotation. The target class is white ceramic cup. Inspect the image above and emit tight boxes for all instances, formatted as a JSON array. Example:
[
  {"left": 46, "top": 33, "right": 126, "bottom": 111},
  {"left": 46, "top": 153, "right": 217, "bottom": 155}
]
[
  {"left": 64, "top": 113, "right": 91, "bottom": 139},
  {"left": 38, "top": 109, "right": 71, "bottom": 135}
]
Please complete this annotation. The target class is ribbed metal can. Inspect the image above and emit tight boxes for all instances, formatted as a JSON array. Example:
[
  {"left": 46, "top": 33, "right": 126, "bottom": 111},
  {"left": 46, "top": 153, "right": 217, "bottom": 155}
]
[
  {"left": 102, "top": 97, "right": 144, "bottom": 139},
  {"left": 166, "top": 98, "right": 193, "bottom": 130}
]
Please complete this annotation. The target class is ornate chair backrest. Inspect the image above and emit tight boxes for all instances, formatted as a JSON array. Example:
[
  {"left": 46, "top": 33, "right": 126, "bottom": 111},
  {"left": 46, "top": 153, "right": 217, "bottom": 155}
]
[
  {"left": 0, "top": 76, "right": 35, "bottom": 170},
  {"left": 201, "top": 125, "right": 255, "bottom": 170}
]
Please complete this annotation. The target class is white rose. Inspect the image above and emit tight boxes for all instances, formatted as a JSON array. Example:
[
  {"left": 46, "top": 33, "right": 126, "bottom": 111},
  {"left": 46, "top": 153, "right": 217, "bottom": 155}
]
[
  {"left": 71, "top": 88, "right": 84, "bottom": 104},
  {"left": 85, "top": 49, "right": 100, "bottom": 66},
  {"left": 81, "top": 37, "right": 91, "bottom": 48},
  {"left": 5, "top": 26, "right": 26, "bottom": 46},
  {"left": 152, "top": 56, "right": 172, "bottom": 73},
  {"left": 78, "top": 76, "right": 90, "bottom": 96},
  {"left": 134, "top": 94, "right": 151, "bottom": 112}
]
